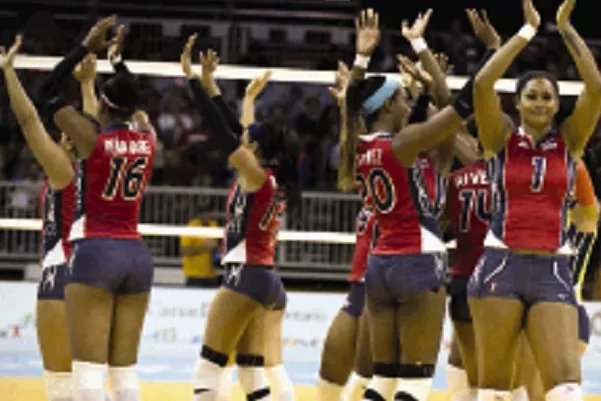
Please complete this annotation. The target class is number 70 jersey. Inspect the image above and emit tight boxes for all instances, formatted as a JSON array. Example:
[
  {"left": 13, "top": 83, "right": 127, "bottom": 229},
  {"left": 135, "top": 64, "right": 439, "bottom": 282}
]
[{"left": 69, "top": 123, "right": 155, "bottom": 241}]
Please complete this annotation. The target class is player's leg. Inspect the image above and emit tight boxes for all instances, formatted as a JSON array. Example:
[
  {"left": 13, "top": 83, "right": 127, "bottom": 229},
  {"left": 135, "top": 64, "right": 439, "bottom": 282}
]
[
  {"left": 363, "top": 255, "right": 401, "bottom": 401},
  {"left": 66, "top": 240, "right": 120, "bottom": 401},
  {"left": 524, "top": 256, "right": 581, "bottom": 401},
  {"left": 448, "top": 276, "right": 477, "bottom": 401},
  {"left": 468, "top": 250, "right": 525, "bottom": 401},
  {"left": 516, "top": 336, "right": 544, "bottom": 401},
  {"left": 105, "top": 240, "right": 154, "bottom": 401},
  {"left": 37, "top": 264, "right": 73, "bottom": 401},
  {"left": 264, "top": 291, "right": 295, "bottom": 401},
  {"left": 317, "top": 283, "right": 362, "bottom": 401},
  {"left": 348, "top": 305, "right": 373, "bottom": 401}
]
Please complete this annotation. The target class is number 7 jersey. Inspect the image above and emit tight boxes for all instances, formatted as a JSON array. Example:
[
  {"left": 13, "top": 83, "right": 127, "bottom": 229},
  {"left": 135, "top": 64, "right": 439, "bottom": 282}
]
[
  {"left": 356, "top": 133, "right": 446, "bottom": 255},
  {"left": 485, "top": 129, "right": 575, "bottom": 253},
  {"left": 69, "top": 123, "right": 155, "bottom": 241}
]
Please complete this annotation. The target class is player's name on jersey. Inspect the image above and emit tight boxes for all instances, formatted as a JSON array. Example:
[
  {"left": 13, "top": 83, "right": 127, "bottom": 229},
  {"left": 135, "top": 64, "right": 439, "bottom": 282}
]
[
  {"left": 453, "top": 169, "right": 489, "bottom": 188},
  {"left": 104, "top": 138, "right": 153, "bottom": 156},
  {"left": 357, "top": 148, "right": 383, "bottom": 167}
]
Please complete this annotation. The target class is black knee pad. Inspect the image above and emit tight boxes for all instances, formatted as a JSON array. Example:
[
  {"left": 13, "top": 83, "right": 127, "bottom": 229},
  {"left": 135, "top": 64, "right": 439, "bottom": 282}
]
[
  {"left": 200, "top": 345, "right": 229, "bottom": 367},
  {"left": 236, "top": 353, "right": 265, "bottom": 367},
  {"left": 373, "top": 362, "right": 400, "bottom": 378},
  {"left": 398, "top": 364, "right": 435, "bottom": 378}
]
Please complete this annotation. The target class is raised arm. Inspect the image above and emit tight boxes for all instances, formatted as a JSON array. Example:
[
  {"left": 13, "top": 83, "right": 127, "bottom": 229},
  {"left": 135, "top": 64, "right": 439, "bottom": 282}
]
[
  {"left": 37, "top": 16, "right": 120, "bottom": 159},
  {"left": 241, "top": 71, "right": 272, "bottom": 129},
  {"left": 556, "top": 0, "right": 601, "bottom": 157},
  {"left": 473, "top": 3, "right": 539, "bottom": 158},
  {"left": 181, "top": 34, "right": 266, "bottom": 192},
  {"left": 73, "top": 53, "right": 99, "bottom": 116},
  {"left": 2, "top": 36, "right": 73, "bottom": 189}
]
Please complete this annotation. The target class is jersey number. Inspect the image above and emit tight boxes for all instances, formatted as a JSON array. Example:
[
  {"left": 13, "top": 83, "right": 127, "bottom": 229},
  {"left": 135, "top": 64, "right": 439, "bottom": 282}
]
[
  {"left": 458, "top": 189, "right": 491, "bottom": 233},
  {"left": 531, "top": 156, "right": 546, "bottom": 192},
  {"left": 356, "top": 169, "right": 395, "bottom": 213},
  {"left": 102, "top": 156, "right": 148, "bottom": 201}
]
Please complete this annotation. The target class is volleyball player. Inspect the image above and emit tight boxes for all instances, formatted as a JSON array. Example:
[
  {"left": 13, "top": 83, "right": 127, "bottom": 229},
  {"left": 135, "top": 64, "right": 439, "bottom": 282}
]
[
  {"left": 470, "top": 0, "right": 601, "bottom": 399},
  {"left": 1, "top": 34, "right": 77, "bottom": 401},
  {"left": 316, "top": 60, "right": 373, "bottom": 401},
  {"left": 36, "top": 16, "right": 155, "bottom": 401},
  {"left": 181, "top": 35, "right": 301, "bottom": 401},
  {"left": 338, "top": 8, "right": 497, "bottom": 401}
]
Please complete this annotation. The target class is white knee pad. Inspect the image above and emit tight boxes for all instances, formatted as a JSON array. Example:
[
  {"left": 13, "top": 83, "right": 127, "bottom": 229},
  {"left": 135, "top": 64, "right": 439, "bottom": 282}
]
[
  {"left": 545, "top": 383, "right": 583, "bottom": 401},
  {"left": 217, "top": 366, "right": 234, "bottom": 401},
  {"left": 510, "top": 386, "right": 529, "bottom": 401},
  {"left": 395, "top": 378, "right": 433, "bottom": 401},
  {"left": 347, "top": 373, "right": 370, "bottom": 401},
  {"left": 237, "top": 367, "right": 272, "bottom": 401},
  {"left": 316, "top": 378, "right": 344, "bottom": 401},
  {"left": 44, "top": 371, "right": 72, "bottom": 401},
  {"left": 477, "top": 389, "right": 510, "bottom": 401},
  {"left": 72, "top": 361, "right": 106, "bottom": 401},
  {"left": 266, "top": 365, "right": 295, "bottom": 401},
  {"left": 108, "top": 366, "right": 139, "bottom": 392}
]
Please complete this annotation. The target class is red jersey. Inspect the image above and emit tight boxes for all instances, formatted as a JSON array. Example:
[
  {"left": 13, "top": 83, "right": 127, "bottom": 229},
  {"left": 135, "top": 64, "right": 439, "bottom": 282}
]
[
  {"left": 69, "top": 123, "right": 155, "bottom": 241},
  {"left": 446, "top": 161, "right": 491, "bottom": 276},
  {"left": 356, "top": 133, "right": 446, "bottom": 255},
  {"left": 485, "top": 129, "right": 575, "bottom": 253},
  {"left": 40, "top": 179, "right": 75, "bottom": 267},
  {"left": 348, "top": 206, "right": 376, "bottom": 282},
  {"left": 222, "top": 170, "right": 285, "bottom": 266}
]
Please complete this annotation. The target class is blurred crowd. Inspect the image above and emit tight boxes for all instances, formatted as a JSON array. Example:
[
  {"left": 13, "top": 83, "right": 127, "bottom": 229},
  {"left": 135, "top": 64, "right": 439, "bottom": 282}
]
[{"left": 1, "top": 12, "right": 601, "bottom": 199}]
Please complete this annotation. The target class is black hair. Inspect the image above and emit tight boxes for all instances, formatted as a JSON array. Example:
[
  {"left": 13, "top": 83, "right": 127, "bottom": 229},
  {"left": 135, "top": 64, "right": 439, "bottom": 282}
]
[
  {"left": 337, "top": 76, "right": 389, "bottom": 192},
  {"left": 100, "top": 69, "right": 140, "bottom": 120},
  {"left": 515, "top": 70, "right": 560, "bottom": 98},
  {"left": 249, "top": 123, "right": 302, "bottom": 226}
]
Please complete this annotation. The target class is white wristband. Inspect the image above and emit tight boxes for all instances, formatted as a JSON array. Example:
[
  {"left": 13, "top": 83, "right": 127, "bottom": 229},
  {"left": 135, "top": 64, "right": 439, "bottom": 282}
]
[
  {"left": 353, "top": 54, "right": 370, "bottom": 69},
  {"left": 517, "top": 24, "right": 537, "bottom": 41},
  {"left": 410, "top": 37, "right": 428, "bottom": 54}
]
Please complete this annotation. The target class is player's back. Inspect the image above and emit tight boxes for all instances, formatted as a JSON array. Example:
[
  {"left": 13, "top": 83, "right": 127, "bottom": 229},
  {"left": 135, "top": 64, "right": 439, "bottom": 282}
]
[
  {"left": 356, "top": 133, "right": 445, "bottom": 255},
  {"left": 70, "top": 123, "right": 155, "bottom": 241},
  {"left": 486, "top": 129, "right": 574, "bottom": 252},
  {"left": 446, "top": 161, "right": 491, "bottom": 276},
  {"left": 222, "top": 169, "right": 285, "bottom": 266}
]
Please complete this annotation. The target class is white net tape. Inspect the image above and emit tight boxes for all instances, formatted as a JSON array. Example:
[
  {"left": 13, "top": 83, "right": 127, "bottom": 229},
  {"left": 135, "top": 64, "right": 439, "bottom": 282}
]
[{"left": 13, "top": 55, "right": 586, "bottom": 95}]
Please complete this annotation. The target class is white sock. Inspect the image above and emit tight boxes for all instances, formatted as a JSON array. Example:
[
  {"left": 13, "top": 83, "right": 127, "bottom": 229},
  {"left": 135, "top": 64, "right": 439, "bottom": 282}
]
[
  {"left": 266, "top": 365, "right": 295, "bottom": 401},
  {"left": 510, "top": 386, "right": 529, "bottom": 401},
  {"left": 44, "top": 371, "right": 73, "bottom": 401},
  {"left": 217, "top": 366, "right": 234, "bottom": 401},
  {"left": 478, "top": 389, "right": 510, "bottom": 401},
  {"left": 362, "top": 376, "right": 397, "bottom": 401},
  {"left": 108, "top": 366, "right": 139, "bottom": 401},
  {"left": 347, "top": 373, "right": 370, "bottom": 401},
  {"left": 192, "top": 358, "right": 224, "bottom": 401},
  {"left": 545, "top": 384, "right": 583, "bottom": 401},
  {"left": 394, "top": 378, "right": 432, "bottom": 401},
  {"left": 446, "top": 365, "right": 473, "bottom": 401},
  {"left": 316, "top": 378, "right": 345, "bottom": 401},
  {"left": 72, "top": 361, "right": 106, "bottom": 401},
  {"left": 237, "top": 367, "right": 273, "bottom": 401}
]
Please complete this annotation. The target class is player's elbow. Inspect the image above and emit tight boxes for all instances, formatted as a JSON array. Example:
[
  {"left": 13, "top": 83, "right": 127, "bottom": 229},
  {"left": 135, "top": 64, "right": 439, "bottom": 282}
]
[{"left": 48, "top": 168, "right": 74, "bottom": 191}]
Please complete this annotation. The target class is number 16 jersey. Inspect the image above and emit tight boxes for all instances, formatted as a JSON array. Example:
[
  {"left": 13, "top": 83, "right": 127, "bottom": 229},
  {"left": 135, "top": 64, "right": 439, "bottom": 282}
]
[
  {"left": 69, "top": 123, "right": 155, "bottom": 241},
  {"left": 356, "top": 132, "right": 446, "bottom": 255}
]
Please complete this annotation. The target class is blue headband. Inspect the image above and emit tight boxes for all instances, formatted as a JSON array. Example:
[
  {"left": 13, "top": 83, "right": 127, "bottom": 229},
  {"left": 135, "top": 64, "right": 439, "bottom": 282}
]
[{"left": 361, "top": 76, "right": 399, "bottom": 116}]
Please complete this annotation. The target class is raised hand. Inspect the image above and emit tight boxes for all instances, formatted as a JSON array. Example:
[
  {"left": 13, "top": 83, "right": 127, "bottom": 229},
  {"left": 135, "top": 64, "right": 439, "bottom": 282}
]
[
  {"left": 200, "top": 49, "right": 220, "bottom": 84},
  {"left": 107, "top": 25, "right": 125, "bottom": 64},
  {"left": 82, "top": 15, "right": 120, "bottom": 53},
  {"left": 245, "top": 70, "right": 273, "bottom": 99},
  {"left": 0, "top": 34, "right": 22, "bottom": 70},
  {"left": 328, "top": 61, "right": 350, "bottom": 107},
  {"left": 556, "top": 0, "right": 575, "bottom": 29},
  {"left": 73, "top": 53, "right": 97, "bottom": 82},
  {"left": 466, "top": 9, "right": 501, "bottom": 49},
  {"left": 181, "top": 34, "right": 199, "bottom": 80},
  {"left": 397, "top": 55, "right": 433, "bottom": 90},
  {"left": 434, "top": 52, "right": 453, "bottom": 75},
  {"left": 402, "top": 9, "right": 433, "bottom": 41},
  {"left": 355, "top": 8, "right": 380, "bottom": 56},
  {"left": 523, "top": 0, "right": 541, "bottom": 29}
]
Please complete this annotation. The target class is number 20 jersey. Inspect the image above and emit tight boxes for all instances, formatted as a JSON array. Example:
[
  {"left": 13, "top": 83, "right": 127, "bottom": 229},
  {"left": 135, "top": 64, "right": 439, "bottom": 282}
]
[
  {"left": 356, "top": 132, "right": 446, "bottom": 255},
  {"left": 69, "top": 123, "right": 155, "bottom": 241},
  {"left": 485, "top": 129, "right": 575, "bottom": 253}
]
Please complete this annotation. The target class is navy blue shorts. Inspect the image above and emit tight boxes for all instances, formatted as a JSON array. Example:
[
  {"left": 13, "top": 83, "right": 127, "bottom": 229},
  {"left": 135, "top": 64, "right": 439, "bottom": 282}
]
[
  {"left": 37, "top": 264, "right": 69, "bottom": 300},
  {"left": 468, "top": 249, "right": 577, "bottom": 306},
  {"left": 68, "top": 238, "right": 154, "bottom": 294},
  {"left": 223, "top": 264, "right": 285, "bottom": 309},
  {"left": 342, "top": 281, "right": 366, "bottom": 318},
  {"left": 578, "top": 304, "right": 590, "bottom": 344},
  {"left": 449, "top": 275, "right": 471, "bottom": 322},
  {"left": 365, "top": 253, "right": 444, "bottom": 305}
]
